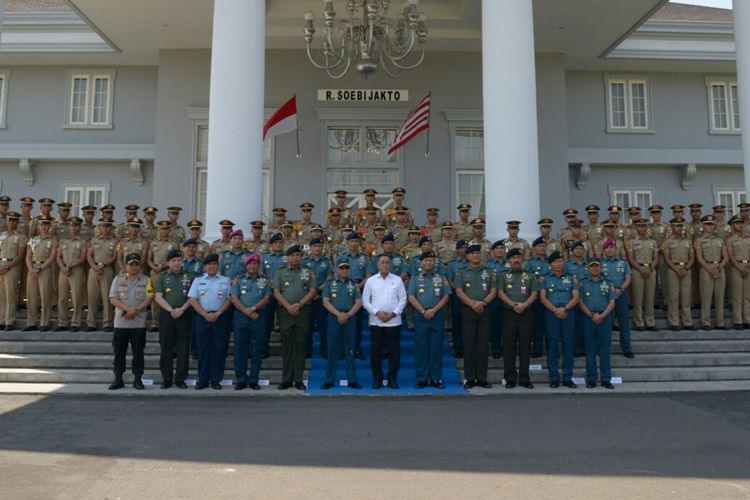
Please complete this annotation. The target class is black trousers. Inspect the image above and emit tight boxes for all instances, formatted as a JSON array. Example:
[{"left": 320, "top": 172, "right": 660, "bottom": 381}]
[
  {"left": 370, "top": 325, "right": 401, "bottom": 384},
  {"left": 159, "top": 310, "right": 192, "bottom": 384},
  {"left": 461, "top": 306, "right": 490, "bottom": 382},
  {"left": 501, "top": 308, "right": 533, "bottom": 384},
  {"left": 112, "top": 327, "right": 146, "bottom": 377}
]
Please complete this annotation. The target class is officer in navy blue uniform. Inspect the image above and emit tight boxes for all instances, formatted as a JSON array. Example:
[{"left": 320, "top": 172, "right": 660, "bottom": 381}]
[
  {"left": 260, "top": 233, "right": 287, "bottom": 358},
  {"left": 578, "top": 259, "right": 616, "bottom": 389},
  {"left": 220, "top": 229, "right": 250, "bottom": 282},
  {"left": 539, "top": 251, "right": 579, "bottom": 388},
  {"left": 525, "top": 236, "right": 550, "bottom": 358},
  {"left": 335, "top": 231, "right": 370, "bottom": 360},
  {"left": 302, "top": 236, "right": 333, "bottom": 358},
  {"left": 486, "top": 240, "right": 510, "bottom": 358}
]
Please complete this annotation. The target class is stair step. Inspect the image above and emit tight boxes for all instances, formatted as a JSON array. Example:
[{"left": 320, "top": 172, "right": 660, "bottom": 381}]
[
  {"left": 0, "top": 354, "right": 290, "bottom": 369},
  {"left": 0, "top": 368, "right": 290, "bottom": 384},
  {"left": 484, "top": 366, "right": 750, "bottom": 384},
  {"left": 458, "top": 352, "right": 750, "bottom": 369},
  {"left": 0, "top": 342, "right": 282, "bottom": 355}
]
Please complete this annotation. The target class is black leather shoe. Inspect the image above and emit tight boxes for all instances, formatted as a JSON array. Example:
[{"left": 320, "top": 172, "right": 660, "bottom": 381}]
[
  {"left": 4, "top": 324, "right": 13, "bottom": 331},
  {"left": 320, "top": 382, "right": 334, "bottom": 390},
  {"left": 531, "top": 353, "right": 543, "bottom": 358},
  {"left": 85, "top": 326, "right": 97, "bottom": 332},
  {"left": 504, "top": 381, "right": 516, "bottom": 389},
  {"left": 22, "top": 325, "right": 36, "bottom": 332},
  {"left": 701, "top": 325, "right": 711, "bottom": 331},
  {"left": 734, "top": 324, "right": 744, "bottom": 330},
  {"left": 519, "top": 382, "right": 534, "bottom": 389},
  {"left": 148, "top": 326, "right": 159, "bottom": 332},
  {"left": 668, "top": 326, "right": 680, "bottom": 331},
  {"left": 321, "top": 352, "right": 328, "bottom": 359},
  {"left": 634, "top": 326, "right": 645, "bottom": 332},
  {"left": 372, "top": 381, "right": 383, "bottom": 389},
  {"left": 234, "top": 383, "right": 247, "bottom": 391},
  {"left": 277, "top": 381, "right": 293, "bottom": 390},
  {"left": 601, "top": 381, "right": 615, "bottom": 389},
  {"left": 686, "top": 325, "right": 698, "bottom": 331},
  {"left": 453, "top": 351, "right": 463, "bottom": 359},
  {"left": 160, "top": 382, "right": 172, "bottom": 389},
  {"left": 744, "top": 323, "right": 750, "bottom": 329},
  {"left": 348, "top": 382, "right": 362, "bottom": 389},
  {"left": 430, "top": 380, "right": 445, "bottom": 389},
  {"left": 354, "top": 351, "right": 366, "bottom": 360},
  {"left": 103, "top": 326, "right": 113, "bottom": 332},
  {"left": 211, "top": 381, "right": 222, "bottom": 390},
  {"left": 195, "top": 382, "right": 208, "bottom": 390},
  {"left": 133, "top": 377, "right": 145, "bottom": 390},
  {"left": 249, "top": 383, "right": 261, "bottom": 390},
  {"left": 387, "top": 381, "right": 400, "bottom": 389},
  {"left": 70, "top": 326, "right": 79, "bottom": 332},
  {"left": 295, "top": 381, "right": 307, "bottom": 391},
  {"left": 476, "top": 380, "right": 492, "bottom": 389},
  {"left": 716, "top": 325, "right": 729, "bottom": 331},
  {"left": 415, "top": 380, "right": 429, "bottom": 389},
  {"left": 549, "top": 381, "right": 560, "bottom": 388},
  {"left": 108, "top": 379, "right": 124, "bottom": 390},
  {"left": 39, "top": 326, "right": 50, "bottom": 332},
  {"left": 586, "top": 381, "right": 596, "bottom": 388},
  {"left": 562, "top": 380, "right": 577, "bottom": 389},
  {"left": 176, "top": 382, "right": 187, "bottom": 389},
  {"left": 492, "top": 353, "right": 502, "bottom": 359},
  {"left": 623, "top": 352, "right": 635, "bottom": 359},
  {"left": 463, "top": 380, "right": 475, "bottom": 389},
  {"left": 646, "top": 326, "right": 658, "bottom": 331},
  {"left": 54, "top": 326, "right": 68, "bottom": 332}
]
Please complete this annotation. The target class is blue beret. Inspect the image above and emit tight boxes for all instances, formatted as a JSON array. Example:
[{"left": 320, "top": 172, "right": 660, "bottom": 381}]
[
  {"left": 166, "top": 249, "right": 182, "bottom": 261},
  {"left": 456, "top": 239, "right": 468, "bottom": 250},
  {"left": 467, "top": 244, "right": 482, "bottom": 254},
  {"left": 507, "top": 248, "right": 522, "bottom": 258},
  {"left": 533, "top": 236, "right": 546, "bottom": 247},
  {"left": 419, "top": 252, "right": 436, "bottom": 261},
  {"left": 183, "top": 238, "right": 197, "bottom": 246},
  {"left": 309, "top": 237, "right": 323, "bottom": 245},
  {"left": 286, "top": 245, "right": 302, "bottom": 256},
  {"left": 491, "top": 239, "right": 505, "bottom": 250},
  {"left": 346, "top": 232, "right": 360, "bottom": 241},
  {"left": 547, "top": 251, "right": 563, "bottom": 263},
  {"left": 269, "top": 233, "right": 283, "bottom": 243},
  {"left": 203, "top": 253, "right": 219, "bottom": 264},
  {"left": 382, "top": 233, "right": 395, "bottom": 242},
  {"left": 570, "top": 240, "right": 584, "bottom": 250},
  {"left": 419, "top": 236, "right": 431, "bottom": 246}
]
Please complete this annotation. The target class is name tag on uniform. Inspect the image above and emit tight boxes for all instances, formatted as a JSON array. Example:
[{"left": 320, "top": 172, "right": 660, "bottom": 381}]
[
  {"left": 434, "top": 288, "right": 441, "bottom": 297},
  {"left": 520, "top": 286, "right": 527, "bottom": 295},
  {"left": 482, "top": 282, "right": 487, "bottom": 292}
]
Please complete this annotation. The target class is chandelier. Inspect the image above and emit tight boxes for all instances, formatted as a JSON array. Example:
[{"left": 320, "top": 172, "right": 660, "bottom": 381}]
[{"left": 303, "top": 0, "right": 428, "bottom": 79}]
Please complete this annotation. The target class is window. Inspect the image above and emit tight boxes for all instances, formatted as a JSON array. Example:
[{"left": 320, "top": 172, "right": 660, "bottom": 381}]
[
  {"left": 62, "top": 184, "right": 108, "bottom": 217},
  {"left": 715, "top": 190, "right": 747, "bottom": 217},
  {"left": 452, "top": 127, "right": 484, "bottom": 217},
  {"left": 605, "top": 75, "right": 652, "bottom": 133},
  {"left": 706, "top": 77, "right": 741, "bottom": 134},
  {"left": 0, "top": 70, "right": 9, "bottom": 129},
  {"left": 65, "top": 69, "right": 115, "bottom": 128},
  {"left": 456, "top": 170, "right": 485, "bottom": 217},
  {"left": 611, "top": 188, "right": 653, "bottom": 216}
]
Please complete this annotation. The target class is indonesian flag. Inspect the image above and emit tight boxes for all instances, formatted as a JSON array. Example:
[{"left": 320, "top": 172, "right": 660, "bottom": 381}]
[
  {"left": 387, "top": 92, "right": 431, "bottom": 155},
  {"left": 263, "top": 95, "right": 297, "bottom": 140}
]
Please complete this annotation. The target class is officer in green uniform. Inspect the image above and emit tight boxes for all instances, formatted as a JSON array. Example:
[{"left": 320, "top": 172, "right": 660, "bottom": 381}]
[
  {"left": 496, "top": 248, "right": 539, "bottom": 389},
  {"left": 321, "top": 261, "right": 363, "bottom": 389},
  {"left": 147, "top": 221, "right": 179, "bottom": 331},
  {"left": 454, "top": 244, "right": 497, "bottom": 389},
  {"left": 153, "top": 249, "right": 195, "bottom": 389},
  {"left": 577, "top": 259, "right": 616, "bottom": 389},
  {"left": 273, "top": 245, "right": 317, "bottom": 390}
]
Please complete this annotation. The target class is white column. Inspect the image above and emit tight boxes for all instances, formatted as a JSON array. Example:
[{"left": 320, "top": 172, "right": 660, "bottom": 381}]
[
  {"left": 206, "top": 0, "right": 265, "bottom": 240},
  {"left": 481, "top": 0, "right": 540, "bottom": 241},
  {"left": 734, "top": 0, "right": 750, "bottom": 197}
]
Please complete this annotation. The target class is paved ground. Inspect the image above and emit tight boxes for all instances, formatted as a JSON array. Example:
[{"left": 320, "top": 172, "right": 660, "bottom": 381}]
[{"left": 1, "top": 392, "right": 750, "bottom": 499}]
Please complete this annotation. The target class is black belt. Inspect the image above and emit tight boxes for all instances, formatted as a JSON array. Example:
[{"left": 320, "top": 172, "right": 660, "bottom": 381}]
[
  {"left": 673, "top": 262, "right": 686, "bottom": 266},
  {"left": 206, "top": 310, "right": 217, "bottom": 313}
]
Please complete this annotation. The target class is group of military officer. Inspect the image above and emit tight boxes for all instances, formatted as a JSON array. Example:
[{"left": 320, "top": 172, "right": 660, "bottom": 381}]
[{"left": 1, "top": 189, "right": 748, "bottom": 390}]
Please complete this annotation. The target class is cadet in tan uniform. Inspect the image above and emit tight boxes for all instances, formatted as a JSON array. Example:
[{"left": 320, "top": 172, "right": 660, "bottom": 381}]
[
  {"left": 24, "top": 215, "right": 57, "bottom": 331},
  {"left": 211, "top": 219, "right": 235, "bottom": 254},
  {"left": 648, "top": 204, "right": 670, "bottom": 309},
  {"left": 280, "top": 222, "right": 297, "bottom": 251},
  {"left": 695, "top": 215, "right": 729, "bottom": 330},
  {"left": 556, "top": 208, "right": 578, "bottom": 247},
  {"left": 400, "top": 226, "right": 422, "bottom": 263},
  {"left": 390, "top": 208, "right": 411, "bottom": 251},
  {"left": 421, "top": 208, "right": 442, "bottom": 242},
  {"left": 99, "top": 203, "right": 116, "bottom": 226},
  {"left": 18, "top": 197, "right": 34, "bottom": 238},
  {"left": 662, "top": 219, "right": 695, "bottom": 331},
  {"left": 727, "top": 215, "right": 750, "bottom": 329},
  {"left": 596, "top": 221, "right": 626, "bottom": 259},
  {"left": 186, "top": 219, "right": 211, "bottom": 259},
  {"left": 29, "top": 198, "right": 56, "bottom": 239},
  {"left": 453, "top": 203, "right": 473, "bottom": 242},
  {"left": 268, "top": 207, "right": 288, "bottom": 237},
  {"left": 468, "top": 218, "right": 492, "bottom": 261},
  {"left": 295, "top": 202, "right": 317, "bottom": 242},
  {"left": 116, "top": 218, "right": 147, "bottom": 273},
  {"left": 504, "top": 220, "right": 530, "bottom": 260},
  {"left": 53, "top": 202, "right": 73, "bottom": 241},
  {"left": 355, "top": 189, "right": 384, "bottom": 228},
  {"left": 0, "top": 196, "right": 10, "bottom": 233},
  {"left": 384, "top": 187, "right": 414, "bottom": 228},
  {"left": 435, "top": 221, "right": 457, "bottom": 262},
  {"left": 739, "top": 202, "right": 750, "bottom": 236},
  {"left": 148, "top": 221, "right": 180, "bottom": 331},
  {"left": 0, "top": 212, "right": 26, "bottom": 330},
  {"left": 56, "top": 217, "right": 87, "bottom": 332},
  {"left": 166, "top": 206, "right": 186, "bottom": 243},
  {"left": 332, "top": 190, "right": 354, "bottom": 227},
  {"left": 140, "top": 206, "right": 159, "bottom": 243},
  {"left": 624, "top": 206, "right": 642, "bottom": 241},
  {"left": 324, "top": 208, "right": 344, "bottom": 250},
  {"left": 243, "top": 220, "right": 268, "bottom": 254},
  {"left": 116, "top": 204, "right": 140, "bottom": 239},
  {"left": 538, "top": 218, "right": 561, "bottom": 257},
  {"left": 688, "top": 203, "right": 704, "bottom": 307},
  {"left": 583, "top": 204, "right": 603, "bottom": 247},
  {"left": 713, "top": 205, "right": 732, "bottom": 239},
  {"left": 627, "top": 218, "right": 659, "bottom": 331},
  {"left": 79, "top": 205, "right": 97, "bottom": 241},
  {"left": 86, "top": 219, "right": 118, "bottom": 331},
  {"left": 606, "top": 205, "right": 627, "bottom": 242}
]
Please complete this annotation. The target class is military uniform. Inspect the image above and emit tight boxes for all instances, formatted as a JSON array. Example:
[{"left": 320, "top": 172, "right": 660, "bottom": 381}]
[
  {"left": 541, "top": 269, "right": 578, "bottom": 385},
  {"left": 601, "top": 255, "right": 634, "bottom": 356},
  {"left": 182, "top": 256, "right": 204, "bottom": 276},
  {"left": 446, "top": 254, "right": 469, "bottom": 357},
  {"left": 728, "top": 228, "right": 750, "bottom": 327},
  {"left": 273, "top": 262, "right": 314, "bottom": 387},
  {"left": 663, "top": 231, "right": 694, "bottom": 329},
  {"left": 86, "top": 228, "right": 118, "bottom": 330},
  {"left": 231, "top": 271, "right": 272, "bottom": 387},
  {"left": 25, "top": 225, "right": 57, "bottom": 329},
  {"left": 221, "top": 248, "right": 251, "bottom": 281},
  {"left": 504, "top": 237, "right": 530, "bottom": 259},
  {"left": 696, "top": 224, "right": 728, "bottom": 329},
  {"left": 243, "top": 239, "right": 268, "bottom": 255},
  {"left": 0, "top": 216, "right": 26, "bottom": 328},
  {"left": 628, "top": 232, "right": 658, "bottom": 329},
  {"left": 453, "top": 203, "right": 474, "bottom": 241},
  {"left": 147, "top": 234, "right": 179, "bottom": 330},
  {"left": 118, "top": 236, "right": 147, "bottom": 273},
  {"left": 211, "top": 238, "right": 232, "bottom": 255},
  {"left": 496, "top": 267, "right": 538, "bottom": 386},
  {"left": 154, "top": 268, "right": 195, "bottom": 386},
  {"left": 302, "top": 252, "right": 334, "bottom": 356},
  {"left": 454, "top": 262, "right": 496, "bottom": 385},
  {"left": 56, "top": 228, "right": 87, "bottom": 330},
  {"left": 321, "top": 273, "right": 362, "bottom": 386},
  {"left": 336, "top": 248, "right": 370, "bottom": 356},
  {"left": 524, "top": 254, "right": 549, "bottom": 357},
  {"left": 578, "top": 271, "right": 616, "bottom": 386}
]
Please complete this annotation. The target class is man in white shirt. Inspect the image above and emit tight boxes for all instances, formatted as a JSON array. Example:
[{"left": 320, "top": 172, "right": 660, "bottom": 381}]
[{"left": 362, "top": 254, "right": 407, "bottom": 389}]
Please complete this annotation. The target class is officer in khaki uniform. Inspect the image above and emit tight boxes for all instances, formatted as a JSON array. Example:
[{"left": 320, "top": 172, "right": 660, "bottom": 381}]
[
  {"left": 24, "top": 215, "right": 57, "bottom": 331},
  {"left": 268, "top": 207, "right": 289, "bottom": 237},
  {"left": 557, "top": 208, "right": 579, "bottom": 248},
  {"left": 688, "top": 203, "right": 704, "bottom": 306},
  {"left": 56, "top": 217, "right": 87, "bottom": 331},
  {"left": 435, "top": 221, "right": 457, "bottom": 262},
  {"left": 384, "top": 187, "right": 414, "bottom": 228},
  {"left": 243, "top": 220, "right": 268, "bottom": 254},
  {"left": 0, "top": 196, "right": 10, "bottom": 233},
  {"left": 538, "top": 218, "right": 562, "bottom": 257},
  {"left": 53, "top": 202, "right": 73, "bottom": 241},
  {"left": 648, "top": 204, "right": 670, "bottom": 309},
  {"left": 695, "top": 215, "right": 729, "bottom": 330},
  {"left": 79, "top": 205, "right": 97, "bottom": 241},
  {"left": 148, "top": 221, "right": 180, "bottom": 331},
  {"left": 453, "top": 203, "right": 473, "bottom": 241},
  {"left": 421, "top": 208, "right": 442, "bottom": 243},
  {"left": 0, "top": 212, "right": 26, "bottom": 330},
  {"left": 116, "top": 204, "right": 140, "bottom": 239},
  {"left": 726, "top": 215, "right": 750, "bottom": 329},
  {"left": 400, "top": 226, "right": 422, "bottom": 263},
  {"left": 211, "top": 219, "right": 235, "bottom": 255},
  {"left": 332, "top": 190, "right": 354, "bottom": 228},
  {"left": 627, "top": 218, "right": 659, "bottom": 331},
  {"left": 86, "top": 219, "right": 118, "bottom": 331},
  {"left": 29, "top": 198, "right": 57, "bottom": 239},
  {"left": 140, "top": 206, "right": 159, "bottom": 243},
  {"left": 740, "top": 202, "right": 750, "bottom": 236},
  {"left": 166, "top": 207, "right": 186, "bottom": 243},
  {"left": 713, "top": 205, "right": 732, "bottom": 239},
  {"left": 295, "top": 202, "right": 317, "bottom": 242},
  {"left": 186, "top": 219, "right": 211, "bottom": 259},
  {"left": 584, "top": 204, "right": 604, "bottom": 247},
  {"left": 468, "top": 218, "right": 492, "bottom": 262},
  {"left": 662, "top": 218, "right": 695, "bottom": 330},
  {"left": 116, "top": 218, "right": 147, "bottom": 273},
  {"left": 504, "top": 221, "right": 530, "bottom": 260}
]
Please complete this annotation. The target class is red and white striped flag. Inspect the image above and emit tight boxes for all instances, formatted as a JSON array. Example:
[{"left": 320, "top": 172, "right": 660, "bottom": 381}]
[
  {"left": 263, "top": 95, "right": 297, "bottom": 140},
  {"left": 388, "top": 92, "right": 431, "bottom": 156}
]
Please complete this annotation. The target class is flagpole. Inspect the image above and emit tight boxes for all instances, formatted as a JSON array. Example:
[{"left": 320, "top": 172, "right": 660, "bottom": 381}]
[
  {"left": 295, "top": 126, "right": 301, "bottom": 159},
  {"left": 425, "top": 93, "right": 431, "bottom": 158}
]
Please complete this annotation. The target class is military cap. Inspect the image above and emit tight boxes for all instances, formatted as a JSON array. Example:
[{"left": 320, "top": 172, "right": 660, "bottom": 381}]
[
  {"left": 166, "top": 249, "right": 182, "bottom": 261},
  {"left": 419, "top": 252, "right": 436, "bottom": 261},
  {"left": 57, "top": 202, "right": 72, "bottom": 209},
  {"left": 20, "top": 196, "right": 35, "bottom": 205},
  {"left": 127, "top": 217, "right": 143, "bottom": 226},
  {"left": 97, "top": 218, "right": 113, "bottom": 226},
  {"left": 187, "top": 219, "right": 203, "bottom": 229},
  {"left": 532, "top": 236, "right": 546, "bottom": 247},
  {"left": 374, "top": 224, "right": 386, "bottom": 231},
  {"left": 607, "top": 205, "right": 622, "bottom": 213},
  {"left": 701, "top": 214, "right": 717, "bottom": 224},
  {"left": 341, "top": 225, "right": 354, "bottom": 232},
  {"left": 491, "top": 240, "right": 505, "bottom": 250},
  {"left": 81, "top": 205, "right": 96, "bottom": 213},
  {"left": 395, "top": 207, "right": 409, "bottom": 214},
  {"left": 286, "top": 245, "right": 302, "bottom": 256},
  {"left": 166, "top": 206, "right": 182, "bottom": 213},
  {"left": 244, "top": 253, "right": 260, "bottom": 265},
  {"left": 670, "top": 204, "right": 685, "bottom": 211},
  {"left": 125, "top": 253, "right": 142, "bottom": 264},
  {"left": 537, "top": 218, "right": 553, "bottom": 226},
  {"left": 471, "top": 218, "right": 485, "bottom": 227},
  {"left": 269, "top": 233, "right": 283, "bottom": 243},
  {"left": 585, "top": 204, "right": 600, "bottom": 212},
  {"left": 5, "top": 211, "right": 20, "bottom": 220},
  {"left": 635, "top": 218, "right": 649, "bottom": 226},
  {"left": 441, "top": 221, "right": 454, "bottom": 229},
  {"left": 507, "top": 248, "right": 523, "bottom": 258},
  {"left": 346, "top": 232, "right": 360, "bottom": 241},
  {"left": 363, "top": 188, "right": 378, "bottom": 196},
  {"left": 299, "top": 202, "right": 314, "bottom": 209},
  {"left": 562, "top": 208, "right": 578, "bottom": 216},
  {"left": 729, "top": 215, "right": 743, "bottom": 225},
  {"left": 669, "top": 218, "right": 685, "bottom": 225},
  {"left": 456, "top": 203, "right": 472, "bottom": 211},
  {"left": 602, "top": 221, "right": 616, "bottom": 228},
  {"left": 101, "top": 204, "right": 115, "bottom": 212},
  {"left": 337, "top": 261, "right": 350, "bottom": 269},
  {"left": 143, "top": 206, "right": 158, "bottom": 214},
  {"left": 392, "top": 187, "right": 406, "bottom": 195},
  {"left": 713, "top": 204, "right": 727, "bottom": 213},
  {"left": 157, "top": 220, "right": 172, "bottom": 229},
  {"left": 250, "top": 220, "right": 265, "bottom": 228},
  {"left": 272, "top": 207, "right": 287, "bottom": 214},
  {"left": 466, "top": 244, "right": 482, "bottom": 254},
  {"left": 39, "top": 197, "right": 55, "bottom": 206},
  {"left": 506, "top": 220, "right": 521, "bottom": 228},
  {"left": 219, "top": 219, "right": 235, "bottom": 228},
  {"left": 311, "top": 224, "right": 324, "bottom": 232},
  {"left": 426, "top": 208, "right": 439, "bottom": 214},
  {"left": 203, "top": 253, "right": 220, "bottom": 264},
  {"left": 124, "top": 204, "right": 140, "bottom": 211},
  {"left": 328, "top": 207, "right": 342, "bottom": 215},
  {"left": 0, "top": 195, "right": 11, "bottom": 204},
  {"left": 382, "top": 233, "right": 395, "bottom": 243},
  {"left": 587, "top": 258, "right": 602, "bottom": 267},
  {"left": 37, "top": 214, "right": 54, "bottom": 223},
  {"left": 309, "top": 237, "right": 323, "bottom": 245},
  {"left": 648, "top": 204, "right": 664, "bottom": 212},
  {"left": 334, "top": 190, "right": 348, "bottom": 198},
  {"left": 547, "top": 251, "right": 563, "bottom": 263},
  {"left": 407, "top": 226, "right": 421, "bottom": 234},
  {"left": 418, "top": 236, "right": 432, "bottom": 246},
  {"left": 455, "top": 240, "right": 468, "bottom": 250},
  {"left": 280, "top": 222, "right": 293, "bottom": 229},
  {"left": 627, "top": 206, "right": 641, "bottom": 214},
  {"left": 230, "top": 229, "right": 244, "bottom": 239},
  {"left": 602, "top": 239, "right": 616, "bottom": 249},
  {"left": 688, "top": 203, "right": 703, "bottom": 211},
  {"left": 183, "top": 238, "right": 198, "bottom": 246},
  {"left": 570, "top": 240, "right": 584, "bottom": 250},
  {"left": 68, "top": 216, "right": 83, "bottom": 225},
  {"left": 738, "top": 202, "right": 750, "bottom": 210}
]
